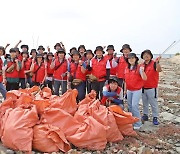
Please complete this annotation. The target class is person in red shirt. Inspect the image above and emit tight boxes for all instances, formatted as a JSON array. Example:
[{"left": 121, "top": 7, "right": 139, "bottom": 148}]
[
  {"left": 68, "top": 50, "right": 86, "bottom": 101},
  {"left": 37, "top": 45, "right": 45, "bottom": 55},
  {"left": 104, "top": 45, "right": 117, "bottom": 76},
  {"left": 50, "top": 49, "right": 68, "bottom": 95},
  {"left": 84, "top": 49, "right": 94, "bottom": 94},
  {"left": 124, "top": 53, "right": 147, "bottom": 130},
  {"left": 44, "top": 52, "right": 54, "bottom": 92},
  {"left": 30, "top": 54, "right": 47, "bottom": 86},
  {"left": 88, "top": 46, "right": 111, "bottom": 99},
  {"left": 141, "top": 50, "right": 162, "bottom": 125},
  {"left": 0, "top": 46, "right": 7, "bottom": 99},
  {"left": 116, "top": 44, "right": 132, "bottom": 87},
  {"left": 78, "top": 45, "right": 86, "bottom": 61},
  {"left": 19, "top": 51, "right": 30, "bottom": 89},
  {"left": 101, "top": 76, "right": 123, "bottom": 108}
]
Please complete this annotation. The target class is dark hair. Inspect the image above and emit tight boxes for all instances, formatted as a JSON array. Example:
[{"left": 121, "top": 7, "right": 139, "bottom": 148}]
[
  {"left": 126, "top": 57, "right": 139, "bottom": 69},
  {"left": 0, "top": 46, "right": 5, "bottom": 55}
]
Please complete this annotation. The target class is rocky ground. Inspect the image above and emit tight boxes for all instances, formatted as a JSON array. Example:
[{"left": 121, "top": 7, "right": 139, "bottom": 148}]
[{"left": 0, "top": 57, "right": 180, "bottom": 154}]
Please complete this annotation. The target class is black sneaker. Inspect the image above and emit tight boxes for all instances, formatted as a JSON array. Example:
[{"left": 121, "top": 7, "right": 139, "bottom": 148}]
[{"left": 141, "top": 114, "right": 148, "bottom": 121}]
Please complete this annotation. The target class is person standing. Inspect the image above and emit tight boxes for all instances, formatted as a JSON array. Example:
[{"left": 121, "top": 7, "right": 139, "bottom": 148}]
[
  {"left": 141, "top": 50, "right": 162, "bottom": 125},
  {"left": 30, "top": 54, "right": 47, "bottom": 86},
  {"left": 124, "top": 53, "right": 147, "bottom": 130},
  {"left": 116, "top": 44, "right": 132, "bottom": 87},
  {"left": 45, "top": 52, "right": 54, "bottom": 92},
  {"left": 104, "top": 45, "right": 117, "bottom": 76},
  {"left": 51, "top": 49, "right": 68, "bottom": 95},
  {"left": 68, "top": 50, "right": 86, "bottom": 101},
  {"left": 78, "top": 45, "right": 86, "bottom": 61},
  {"left": 88, "top": 46, "right": 111, "bottom": 99},
  {"left": 0, "top": 46, "right": 7, "bottom": 99},
  {"left": 3, "top": 48, "right": 21, "bottom": 91}
]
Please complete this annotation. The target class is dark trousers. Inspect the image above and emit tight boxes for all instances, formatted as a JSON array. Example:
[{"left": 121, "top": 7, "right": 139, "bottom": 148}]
[
  {"left": 6, "top": 82, "right": 19, "bottom": 91},
  {"left": 26, "top": 77, "right": 33, "bottom": 88},
  {"left": 91, "top": 80, "right": 105, "bottom": 99},
  {"left": 19, "top": 78, "right": 26, "bottom": 89},
  {"left": 45, "top": 79, "right": 53, "bottom": 92},
  {"left": 54, "top": 80, "right": 67, "bottom": 96},
  {"left": 32, "top": 82, "right": 41, "bottom": 86},
  {"left": 71, "top": 81, "right": 86, "bottom": 102},
  {"left": 86, "top": 80, "right": 92, "bottom": 94}
]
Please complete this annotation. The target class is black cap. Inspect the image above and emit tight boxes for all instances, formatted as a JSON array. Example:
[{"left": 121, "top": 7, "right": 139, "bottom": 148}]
[
  {"left": 108, "top": 76, "right": 119, "bottom": 84},
  {"left": 9, "top": 48, "right": 16, "bottom": 53},
  {"left": 120, "top": 44, "right": 132, "bottom": 53},
  {"left": 141, "top": 49, "right": 153, "bottom": 59},
  {"left": 94, "top": 46, "right": 105, "bottom": 54},
  {"left": 47, "top": 52, "right": 54, "bottom": 57},
  {"left": 106, "top": 45, "right": 115, "bottom": 51},
  {"left": 78, "top": 45, "right": 86, "bottom": 51},
  {"left": 71, "top": 50, "right": 81, "bottom": 57},
  {"left": 36, "top": 53, "right": 43, "bottom": 58},
  {"left": 56, "top": 48, "right": 66, "bottom": 55},
  {"left": 54, "top": 43, "right": 61, "bottom": 49},
  {"left": 30, "top": 49, "right": 37, "bottom": 55},
  {"left": 21, "top": 45, "right": 29, "bottom": 51},
  {"left": 84, "top": 49, "right": 94, "bottom": 57},
  {"left": 37, "top": 45, "right": 45, "bottom": 51}
]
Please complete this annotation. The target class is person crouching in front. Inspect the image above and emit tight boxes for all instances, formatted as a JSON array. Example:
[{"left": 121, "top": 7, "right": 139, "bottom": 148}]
[
  {"left": 101, "top": 76, "right": 123, "bottom": 109},
  {"left": 30, "top": 54, "right": 47, "bottom": 86},
  {"left": 124, "top": 53, "right": 147, "bottom": 130}
]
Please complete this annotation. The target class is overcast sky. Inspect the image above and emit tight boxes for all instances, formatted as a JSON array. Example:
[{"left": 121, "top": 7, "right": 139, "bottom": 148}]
[{"left": 0, "top": 0, "right": 180, "bottom": 54}]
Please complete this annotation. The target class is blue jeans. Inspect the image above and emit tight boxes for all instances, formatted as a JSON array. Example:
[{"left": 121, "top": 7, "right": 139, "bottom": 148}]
[
  {"left": 127, "top": 89, "right": 142, "bottom": 127},
  {"left": 54, "top": 80, "right": 67, "bottom": 96},
  {"left": 26, "top": 77, "right": 33, "bottom": 88},
  {"left": 72, "top": 81, "right": 86, "bottom": 102},
  {"left": 0, "top": 82, "right": 7, "bottom": 99}
]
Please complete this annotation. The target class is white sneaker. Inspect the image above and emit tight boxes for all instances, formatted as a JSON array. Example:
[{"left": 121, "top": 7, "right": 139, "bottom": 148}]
[{"left": 133, "top": 126, "right": 141, "bottom": 130}]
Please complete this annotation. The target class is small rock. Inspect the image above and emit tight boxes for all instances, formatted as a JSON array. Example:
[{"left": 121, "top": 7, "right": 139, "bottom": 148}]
[
  {"left": 176, "top": 147, "right": 180, "bottom": 153},
  {"left": 175, "top": 143, "right": 180, "bottom": 147},
  {"left": 142, "top": 147, "right": 152, "bottom": 154},
  {"left": 6, "top": 149, "right": 14, "bottom": 154},
  {"left": 160, "top": 112, "right": 175, "bottom": 121},
  {"left": 174, "top": 117, "right": 180, "bottom": 123}
]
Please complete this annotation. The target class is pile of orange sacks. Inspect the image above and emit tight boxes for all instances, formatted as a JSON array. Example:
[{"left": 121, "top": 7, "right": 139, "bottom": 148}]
[{"left": 0, "top": 86, "right": 139, "bottom": 153}]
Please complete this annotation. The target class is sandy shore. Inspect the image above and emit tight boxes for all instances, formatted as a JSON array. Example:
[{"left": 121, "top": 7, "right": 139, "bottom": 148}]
[{"left": 0, "top": 56, "right": 180, "bottom": 154}]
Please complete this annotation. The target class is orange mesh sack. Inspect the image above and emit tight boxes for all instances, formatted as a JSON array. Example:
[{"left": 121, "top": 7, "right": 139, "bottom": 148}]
[
  {"left": 1, "top": 105, "right": 39, "bottom": 152},
  {"left": 33, "top": 124, "right": 71, "bottom": 153}
]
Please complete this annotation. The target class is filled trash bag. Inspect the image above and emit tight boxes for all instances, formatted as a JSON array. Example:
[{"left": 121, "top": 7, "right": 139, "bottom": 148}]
[
  {"left": 67, "top": 116, "right": 107, "bottom": 150},
  {"left": 39, "top": 87, "right": 52, "bottom": 99},
  {"left": 106, "top": 111, "right": 124, "bottom": 142},
  {"left": 15, "top": 93, "right": 34, "bottom": 108},
  {"left": 118, "top": 124, "right": 137, "bottom": 136},
  {"left": 74, "top": 99, "right": 108, "bottom": 127},
  {"left": 49, "top": 89, "right": 78, "bottom": 115},
  {"left": 33, "top": 124, "right": 71, "bottom": 153},
  {"left": 41, "top": 107, "right": 81, "bottom": 137},
  {"left": 32, "top": 99, "right": 51, "bottom": 115},
  {"left": 1, "top": 105, "right": 39, "bottom": 152},
  {"left": 78, "top": 90, "right": 96, "bottom": 106},
  {"left": 108, "top": 105, "right": 138, "bottom": 136},
  {"left": 109, "top": 105, "right": 139, "bottom": 125}
]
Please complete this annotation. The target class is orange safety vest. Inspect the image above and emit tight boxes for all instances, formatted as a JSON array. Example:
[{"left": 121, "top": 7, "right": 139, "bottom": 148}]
[
  {"left": 32, "top": 62, "right": 46, "bottom": 83},
  {"left": 144, "top": 60, "right": 159, "bottom": 88},
  {"left": 53, "top": 59, "right": 68, "bottom": 80},
  {"left": 116, "top": 56, "right": 128, "bottom": 79},
  {"left": 124, "top": 65, "right": 144, "bottom": 91},
  {"left": 70, "top": 62, "right": 86, "bottom": 81},
  {"left": 91, "top": 57, "right": 107, "bottom": 81},
  {"left": 6, "top": 60, "right": 19, "bottom": 78}
]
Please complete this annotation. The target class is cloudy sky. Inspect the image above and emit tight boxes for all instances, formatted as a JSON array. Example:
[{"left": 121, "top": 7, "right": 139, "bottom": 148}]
[{"left": 0, "top": 0, "right": 180, "bottom": 54}]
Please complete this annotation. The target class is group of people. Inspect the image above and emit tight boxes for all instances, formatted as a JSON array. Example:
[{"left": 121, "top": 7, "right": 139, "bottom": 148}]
[{"left": 0, "top": 41, "right": 162, "bottom": 130}]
